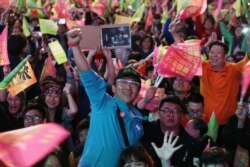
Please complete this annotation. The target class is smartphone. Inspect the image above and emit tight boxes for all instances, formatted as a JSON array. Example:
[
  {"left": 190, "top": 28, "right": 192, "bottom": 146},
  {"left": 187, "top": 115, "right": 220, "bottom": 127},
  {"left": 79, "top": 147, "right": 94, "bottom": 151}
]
[{"left": 58, "top": 19, "right": 66, "bottom": 25}]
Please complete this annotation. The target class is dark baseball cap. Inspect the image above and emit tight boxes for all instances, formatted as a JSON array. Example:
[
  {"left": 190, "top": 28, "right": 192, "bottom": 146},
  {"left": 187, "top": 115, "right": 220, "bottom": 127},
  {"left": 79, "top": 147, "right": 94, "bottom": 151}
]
[{"left": 115, "top": 67, "right": 141, "bottom": 85}]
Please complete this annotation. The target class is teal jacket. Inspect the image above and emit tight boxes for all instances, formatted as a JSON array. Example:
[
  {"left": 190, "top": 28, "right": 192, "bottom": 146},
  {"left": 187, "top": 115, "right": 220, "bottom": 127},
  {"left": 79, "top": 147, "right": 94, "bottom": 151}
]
[{"left": 78, "top": 69, "right": 144, "bottom": 167}]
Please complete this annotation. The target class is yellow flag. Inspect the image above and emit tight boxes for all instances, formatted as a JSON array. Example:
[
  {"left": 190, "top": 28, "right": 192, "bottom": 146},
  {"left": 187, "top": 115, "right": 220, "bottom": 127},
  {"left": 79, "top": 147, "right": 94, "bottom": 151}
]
[
  {"left": 132, "top": 4, "right": 145, "bottom": 22},
  {"left": 115, "top": 15, "right": 134, "bottom": 25},
  {"left": 39, "top": 19, "right": 58, "bottom": 35},
  {"left": 22, "top": 17, "right": 31, "bottom": 37},
  {"left": 8, "top": 61, "right": 37, "bottom": 96},
  {"left": 48, "top": 41, "right": 67, "bottom": 64},
  {"left": 233, "top": 0, "right": 241, "bottom": 17}
]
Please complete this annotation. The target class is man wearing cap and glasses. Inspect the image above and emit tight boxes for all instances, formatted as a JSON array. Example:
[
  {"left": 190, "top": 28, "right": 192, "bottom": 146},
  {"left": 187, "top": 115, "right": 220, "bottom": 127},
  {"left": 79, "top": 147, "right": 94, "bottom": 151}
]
[{"left": 67, "top": 29, "right": 144, "bottom": 167}]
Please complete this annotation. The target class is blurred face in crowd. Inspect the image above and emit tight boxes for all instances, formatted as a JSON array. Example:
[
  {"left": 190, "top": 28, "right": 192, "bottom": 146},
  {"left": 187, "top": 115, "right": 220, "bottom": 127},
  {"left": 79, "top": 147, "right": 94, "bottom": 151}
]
[
  {"left": 225, "top": 56, "right": 235, "bottom": 63},
  {"left": 234, "top": 26, "right": 243, "bottom": 38},
  {"left": 45, "top": 87, "right": 62, "bottom": 110},
  {"left": 159, "top": 102, "right": 182, "bottom": 129},
  {"left": 185, "top": 120, "right": 200, "bottom": 138},
  {"left": 79, "top": 129, "right": 88, "bottom": 145},
  {"left": 173, "top": 78, "right": 192, "bottom": 93},
  {"left": 208, "top": 45, "right": 226, "bottom": 70},
  {"left": 113, "top": 77, "right": 140, "bottom": 104},
  {"left": 7, "top": 94, "right": 22, "bottom": 115},
  {"left": 124, "top": 155, "right": 148, "bottom": 167},
  {"left": 203, "top": 20, "right": 213, "bottom": 36},
  {"left": 23, "top": 109, "right": 45, "bottom": 127},
  {"left": 187, "top": 102, "right": 204, "bottom": 119},
  {"left": 44, "top": 155, "right": 62, "bottom": 167},
  {"left": 141, "top": 37, "right": 152, "bottom": 50}
]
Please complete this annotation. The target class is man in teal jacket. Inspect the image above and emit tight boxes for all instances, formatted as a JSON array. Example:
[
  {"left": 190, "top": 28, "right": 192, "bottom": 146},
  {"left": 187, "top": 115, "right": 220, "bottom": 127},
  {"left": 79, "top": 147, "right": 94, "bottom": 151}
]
[{"left": 67, "top": 29, "right": 144, "bottom": 167}]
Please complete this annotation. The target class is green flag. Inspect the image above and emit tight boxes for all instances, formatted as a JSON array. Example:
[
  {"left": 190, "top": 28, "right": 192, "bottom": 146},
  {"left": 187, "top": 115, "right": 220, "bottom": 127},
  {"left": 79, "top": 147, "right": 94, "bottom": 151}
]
[
  {"left": 17, "top": 0, "right": 25, "bottom": 13},
  {"left": 27, "top": 0, "right": 42, "bottom": 9},
  {"left": 22, "top": 17, "right": 31, "bottom": 37},
  {"left": 104, "top": 0, "right": 112, "bottom": 17},
  {"left": 241, "top": 0, "right": 249, "bottom": 18},
  {"left": 132, "top": 4, "right": 145, "bottom": 22},
  {"left": 39, "top": 19, "right": 58, "bottom": 35},
  {"left": 0, "top": 55, "right": 31, "bottom": 89},
  {"left": 207, "top": 112, "right": 219, "bottom": 142}
]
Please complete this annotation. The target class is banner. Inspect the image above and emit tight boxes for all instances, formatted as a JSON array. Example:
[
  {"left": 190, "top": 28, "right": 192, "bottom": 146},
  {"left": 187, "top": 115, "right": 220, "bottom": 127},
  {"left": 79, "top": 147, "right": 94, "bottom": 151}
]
[
  {"left": 8, "top": 61, "right": 37, "bottom": 96},
  {"left": 0, "top": 123, "right": 69, "bottom": 167},
  {"left": 0, "top": 26, "right": 9, "bottom": 66},
  {"left": 48, "top": 41, "right": 67, "bottom": 64},
  {"left": 39, "top": 19, "right": 58, "bottom": 35}
]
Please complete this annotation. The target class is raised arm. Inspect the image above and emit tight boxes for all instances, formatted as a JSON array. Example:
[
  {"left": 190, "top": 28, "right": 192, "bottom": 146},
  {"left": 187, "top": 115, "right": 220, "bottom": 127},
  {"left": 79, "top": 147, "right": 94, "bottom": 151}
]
[
  {"left": 151, "top": 131, "right": 183, "bottom": 167},
  {"left": 63, "top": 83, "right": 78, "bottom": 119},
  {"left": 67, "top": 29, "right": 90, "bottom": 72},
  {"left": 102, "top": 47, "right": 115, "bottom": 85}
]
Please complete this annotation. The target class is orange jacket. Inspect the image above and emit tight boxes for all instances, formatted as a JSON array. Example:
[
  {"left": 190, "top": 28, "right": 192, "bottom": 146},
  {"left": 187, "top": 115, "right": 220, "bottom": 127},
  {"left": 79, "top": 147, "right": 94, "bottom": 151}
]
[{"left": 200, "top": 55, "right": 249, "bottom": 125}]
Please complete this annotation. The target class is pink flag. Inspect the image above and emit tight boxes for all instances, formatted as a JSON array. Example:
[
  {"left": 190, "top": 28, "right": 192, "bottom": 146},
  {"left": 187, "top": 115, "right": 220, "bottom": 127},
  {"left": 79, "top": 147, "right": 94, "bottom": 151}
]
[
  {"left": 0, "top": 123, "right": 69, "bottom": 167},
  {"left": 156, "top": 46, "right": 196, "bottom": 80},
  {"left": 176, "top": 40, "right": 202, "bottom": 76},
  {"left": 240, "top": 61, "right": 250, "bottom": 100},
  {"left": 0, "top": 26, "right": 10, "bottom": 66},
  {"left": 216, "top": 0, "right": 223, "bottom": 17}
]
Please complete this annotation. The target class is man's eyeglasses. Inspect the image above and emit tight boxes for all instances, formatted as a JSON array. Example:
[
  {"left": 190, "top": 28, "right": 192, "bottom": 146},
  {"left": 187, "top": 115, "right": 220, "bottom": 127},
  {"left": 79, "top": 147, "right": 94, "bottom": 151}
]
[
  {"left": 160, "top": 108, "right": 181, "bottom": 115},
  {"left": 116, "top": 79, "right": 140, "bottom": 88},
  {"left": 24, "top": 115, "right": 43, "bottom": 122},
  {"left": 187, "top": 109, "right": 203, "bottom": 116}
]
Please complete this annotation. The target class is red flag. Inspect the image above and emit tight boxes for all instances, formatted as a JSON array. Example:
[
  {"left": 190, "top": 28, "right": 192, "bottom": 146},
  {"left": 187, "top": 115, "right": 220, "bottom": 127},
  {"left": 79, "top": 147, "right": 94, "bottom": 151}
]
[
  {"left": 54, "top": 0, "right": 69, "bottom": 18},
  {"left": 0, "top": 0, "right": 10, "bottom": 8},
  {"left": 144, "top": 8, "right": 153, "bottom": 31},
  {"left": 240, "top": 61, "right": 250, "bottom": 100},
  {"left": 0, "top": 123, "right": 69, "bottom": 167},
  {"left": 0, "top": 26, "right": 10, "bottom": 66},
  {"left": 178, "top": 0, "right": 207, "bottom": 19},
  {"left": 40, "top": 56, "right": 57, "bottom": 82}
]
